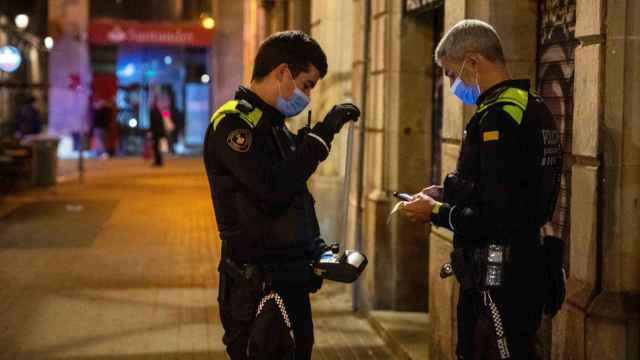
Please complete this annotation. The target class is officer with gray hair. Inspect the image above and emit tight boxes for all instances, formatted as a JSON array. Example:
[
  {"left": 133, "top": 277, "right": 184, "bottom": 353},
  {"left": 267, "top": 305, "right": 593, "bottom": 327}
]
[{"left": 401, "top": 19, "right": 563, "bottom": 359}]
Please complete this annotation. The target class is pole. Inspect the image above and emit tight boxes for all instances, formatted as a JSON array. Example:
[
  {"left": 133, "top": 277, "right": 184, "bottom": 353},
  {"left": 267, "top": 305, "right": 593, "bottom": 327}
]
[
  {"left": 352, "top": 0, "right": 371, "bottom": 313},
  {"left": 341, "top": 122, "right": 354, "bottom": 246}
]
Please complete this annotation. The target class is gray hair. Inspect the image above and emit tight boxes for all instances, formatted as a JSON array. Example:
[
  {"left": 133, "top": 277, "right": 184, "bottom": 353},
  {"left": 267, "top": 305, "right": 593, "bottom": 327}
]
[{"left": 434, "top": 19, "right": 505, "bottom": 66}]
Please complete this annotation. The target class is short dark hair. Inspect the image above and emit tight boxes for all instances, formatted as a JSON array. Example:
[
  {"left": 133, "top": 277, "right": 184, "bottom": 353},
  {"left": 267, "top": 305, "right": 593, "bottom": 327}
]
[{"left": 251, "top": 31, "right": 328, "bottom": 81}]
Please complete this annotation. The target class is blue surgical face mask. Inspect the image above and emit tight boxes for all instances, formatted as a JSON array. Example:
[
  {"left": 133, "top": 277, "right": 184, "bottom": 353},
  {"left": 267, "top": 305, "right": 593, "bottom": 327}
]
[
  {"left": 276, "top": 69, "right": 310, "bottom": 117},
  {"left": 451, "top": 60, "right": 480, "bottom": 105}
]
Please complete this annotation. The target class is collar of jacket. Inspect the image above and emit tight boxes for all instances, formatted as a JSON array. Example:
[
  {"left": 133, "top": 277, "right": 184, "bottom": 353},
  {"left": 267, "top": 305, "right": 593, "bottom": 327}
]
[
  {"left": 235, "top": 86, "right": 286, "bottom": 128},
  {"left": 476, "top": 79, "right": 531, "bottom": 107}
]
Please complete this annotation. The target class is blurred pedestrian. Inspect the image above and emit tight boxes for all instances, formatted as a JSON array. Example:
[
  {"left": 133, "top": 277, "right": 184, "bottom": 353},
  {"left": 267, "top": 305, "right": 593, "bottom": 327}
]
[
  {"left": 170, "top": 100, "right": 185, "bottom": 154},
  {"left": 105, "top": 100, "right": 119, "bottom": 157},
  {"left": 92, "top": 99, "right": 112, "bottom": 158},
  {"left": 149, "top": 97, "right": 166, "bottom": 167},
  {"left": 16, "top": 95, "right": 42, "bottom": 138}
]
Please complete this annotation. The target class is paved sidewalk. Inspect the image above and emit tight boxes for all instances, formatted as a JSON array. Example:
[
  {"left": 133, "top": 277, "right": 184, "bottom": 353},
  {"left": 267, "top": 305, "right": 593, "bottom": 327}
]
[{"left": 0, "top": 157, "right": 391, "bottom": 359}]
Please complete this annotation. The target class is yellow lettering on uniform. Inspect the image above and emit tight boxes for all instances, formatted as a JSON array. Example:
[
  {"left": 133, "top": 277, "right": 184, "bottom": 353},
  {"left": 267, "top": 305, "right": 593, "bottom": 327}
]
[{"left": 483, "top": 131, "right": 500, "bottom": 142}]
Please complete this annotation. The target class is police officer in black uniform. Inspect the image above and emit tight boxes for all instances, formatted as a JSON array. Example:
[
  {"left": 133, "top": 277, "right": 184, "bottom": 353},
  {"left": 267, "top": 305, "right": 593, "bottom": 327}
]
[
  {"left": 203, "top": 31, "right": 360, "bottom": 360},
  {"left": 401, "top": 20, "right": 562, "bottom": 359}
]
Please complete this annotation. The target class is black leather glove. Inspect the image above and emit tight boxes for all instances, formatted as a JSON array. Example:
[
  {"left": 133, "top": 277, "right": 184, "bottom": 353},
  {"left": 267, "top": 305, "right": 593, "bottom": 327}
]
[
  {"left": 311, "top": 103, "right": 361, "bottom": 145},
  {"left": 322, "top": 103, "right": 360, "bottom": 133}
]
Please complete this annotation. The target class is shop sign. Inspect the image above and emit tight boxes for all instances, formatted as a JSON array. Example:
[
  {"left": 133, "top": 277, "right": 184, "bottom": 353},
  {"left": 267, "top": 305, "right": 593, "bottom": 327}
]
[
  {"left": 405, "top": 0, "right": 443, "bottom": 13},
  {"left": 0, "top": 46, "right": 22, "bottom": 73},
  {"left": 90, "top": 20, "right": 214, "bottom": 47}
]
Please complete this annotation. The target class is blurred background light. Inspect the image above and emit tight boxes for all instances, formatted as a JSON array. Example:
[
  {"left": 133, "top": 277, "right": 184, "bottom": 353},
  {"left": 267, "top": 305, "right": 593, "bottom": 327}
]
[
  {"left": 120, "top": 63, "right": 135, "bottom": 77},
  {"left": 44, "top": 36, "right": 54, "bottom": 50},
  {"left": 0, "top": 46, "right": 22, "bottom": 72},
  {"left": 201, "top": 17, "right": 215, "bottom": 30},
  {"left": 15, "top": 14, "right": 29, "bottom": 29}
]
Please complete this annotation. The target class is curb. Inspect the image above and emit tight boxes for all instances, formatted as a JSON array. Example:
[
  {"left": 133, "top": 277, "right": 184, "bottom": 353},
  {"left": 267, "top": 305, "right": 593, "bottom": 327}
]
[
  {"left": 368, "top": 310, "right": 431, "bottom": 360},
  {"left": 369, "top": 314, "right": 414, "bottom": 360}
]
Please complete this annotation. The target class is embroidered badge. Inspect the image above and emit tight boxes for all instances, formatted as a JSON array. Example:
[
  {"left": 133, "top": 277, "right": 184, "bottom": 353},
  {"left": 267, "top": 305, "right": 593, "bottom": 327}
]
[
  {"left": 227, "top": 129, "right": 252, "bottom": 152},
  {"left": 483, "top": 130, "right": 500, "bottom": 142}
]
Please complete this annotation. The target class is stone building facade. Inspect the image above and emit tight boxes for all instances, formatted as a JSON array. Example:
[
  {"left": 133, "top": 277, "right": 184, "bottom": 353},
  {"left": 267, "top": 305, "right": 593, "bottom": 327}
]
[{"left": 224, "top": 0, "right": 638, "bottom": 358}]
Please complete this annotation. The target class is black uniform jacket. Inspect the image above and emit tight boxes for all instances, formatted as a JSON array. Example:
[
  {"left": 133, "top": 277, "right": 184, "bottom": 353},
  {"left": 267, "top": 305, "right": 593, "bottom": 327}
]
[
  {"left": 432, "top": 79, "right": 562, "bottom": 251},
  {"left": 203, "top": 87, "right": 330, "bottom": 265}
]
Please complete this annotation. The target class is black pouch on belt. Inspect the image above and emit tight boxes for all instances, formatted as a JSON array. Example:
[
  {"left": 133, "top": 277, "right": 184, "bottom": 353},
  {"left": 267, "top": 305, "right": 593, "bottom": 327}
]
[
  {"left": 542, "top": 235, "right": 565, "bottom": 317},
  {"left": 450, "top": 248, "right": 466, "bottom": 283},
  {"left": 219, "top": 258, "right": 264, "bottom": 323}
]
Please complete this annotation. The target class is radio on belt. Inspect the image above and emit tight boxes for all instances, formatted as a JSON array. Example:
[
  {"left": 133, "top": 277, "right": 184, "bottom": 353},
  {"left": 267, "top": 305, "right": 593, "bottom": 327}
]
[{"left": 313, "top": 244, "right": 368, "bottom": 283}]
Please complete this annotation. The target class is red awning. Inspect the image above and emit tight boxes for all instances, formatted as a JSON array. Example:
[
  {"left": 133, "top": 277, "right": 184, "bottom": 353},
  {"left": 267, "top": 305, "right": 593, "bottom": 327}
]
[{"left": 89, "top": 20, "right": 214, "bottom": 47}]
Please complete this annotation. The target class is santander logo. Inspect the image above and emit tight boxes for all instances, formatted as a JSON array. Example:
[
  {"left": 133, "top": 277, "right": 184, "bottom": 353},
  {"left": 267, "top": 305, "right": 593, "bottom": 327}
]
[{"left": 107, "top": 26, "right": 127, "bottom": 43}]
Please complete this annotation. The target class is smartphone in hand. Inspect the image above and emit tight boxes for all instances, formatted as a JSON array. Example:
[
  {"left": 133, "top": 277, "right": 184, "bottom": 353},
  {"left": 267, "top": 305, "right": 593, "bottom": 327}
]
[{"left": 393, "top": 192, "right": 413, "bottom": 202}]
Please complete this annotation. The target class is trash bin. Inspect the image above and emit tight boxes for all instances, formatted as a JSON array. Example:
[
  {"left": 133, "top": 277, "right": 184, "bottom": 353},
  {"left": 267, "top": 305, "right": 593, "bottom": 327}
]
[{"left": 31, "top": 137, "right": 59, "bottom": 186}]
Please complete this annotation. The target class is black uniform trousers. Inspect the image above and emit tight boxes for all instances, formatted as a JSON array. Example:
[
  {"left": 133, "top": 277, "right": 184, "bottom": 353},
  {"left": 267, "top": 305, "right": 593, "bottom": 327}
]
[
  {"left": 219, "top": 275, "right": 314, "bottom": 360},
  {"left": 457, "top": 248, "right": 545, "bottom": 360},
  {"left": 457, "top": 290, "right": 541, "bottom": 360}
]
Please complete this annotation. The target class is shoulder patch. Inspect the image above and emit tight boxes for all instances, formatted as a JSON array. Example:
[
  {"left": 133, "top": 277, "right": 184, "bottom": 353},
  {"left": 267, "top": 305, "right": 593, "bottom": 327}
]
[
  {"left": 483, "top": 130, "right": 500, "bottom": 142},
  {"left": 502, "top": 104, "right": 524, "bottom": 125},
  {"left": 227, "top": 128, "right": 252, "bottom": 152}
]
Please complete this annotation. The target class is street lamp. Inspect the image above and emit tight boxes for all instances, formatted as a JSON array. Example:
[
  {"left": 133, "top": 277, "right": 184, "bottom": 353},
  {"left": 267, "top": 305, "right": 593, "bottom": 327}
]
[
  {"left": 201, "top": 16, "right": 215, "bottom": 30},
  {"left": 15, "top": 14, "right": 29, "bottom": 29}
]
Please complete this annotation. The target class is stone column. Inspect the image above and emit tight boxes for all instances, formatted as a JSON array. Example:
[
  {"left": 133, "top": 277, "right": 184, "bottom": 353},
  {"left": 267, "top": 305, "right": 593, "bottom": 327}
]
[
  {"left": 265, "top": 0, "right": 287, "bottom": 34},
  {"left": 306, "top": 0, "right": 353, "bottom": 246},
  {"left": 385, "top": 0, "right": 433, "bottom": 312},
  {"left": 288, "top": 0, "right": 311, "bottom": 33},
  {"left": 211, "top": 0, "right": 245, "bottom": 110},
  {"left": 47, "top": 0, "right": 91, "bottom": 137},
  {"left": 350, "top": 0, "right": 434, "bottom": 312},
  {"left": 242, "top": 0, "right": 269, "bottom": 84},
  {"left": 428, "top": 0, "right": 467, "bottom": 356},
  {"left": 549, "top": 0, "right": 603, "bottom": 358},
  {"left": 585, "top": 0, "right": 640, "bottom": 358}
]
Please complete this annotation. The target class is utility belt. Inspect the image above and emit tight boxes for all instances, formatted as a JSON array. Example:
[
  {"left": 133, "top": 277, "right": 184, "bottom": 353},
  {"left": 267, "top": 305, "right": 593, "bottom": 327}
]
[
  {"left": 443, "top": 236, "right": 564, "bottom": 309},
  {"left": 219, "top": 257, "right": 313, "bottom": 292},
  {"left": 445, "top": 244, "right": 514, "bottom": 291},
  {"left": 446, "top": 242, "right": 546, "bottom": 289}
]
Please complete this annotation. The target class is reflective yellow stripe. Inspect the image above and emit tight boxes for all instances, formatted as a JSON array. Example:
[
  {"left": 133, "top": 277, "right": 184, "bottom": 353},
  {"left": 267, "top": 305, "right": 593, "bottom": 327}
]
[
  {"left": 502, "top": 104, "right": 524, "bottom": 124},
  {"left": 477, "top": 87, "right": 529, "bottom": 125},
  {"left": 210, "top": 100, "right": 263, "bottom": 131},
  {"left": 483, "top": 130, "right": 500, "bottom": 142},
  {"left": 432, "top": 202, "right": 442, "bottom": 215}
]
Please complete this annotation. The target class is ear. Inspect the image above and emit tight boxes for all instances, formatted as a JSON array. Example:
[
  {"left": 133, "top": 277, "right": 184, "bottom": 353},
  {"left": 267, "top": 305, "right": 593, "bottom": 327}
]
[
  {"left": 273, "top": 63, "right": 289, "bottom": 82},
  {"left": 466, "top": 53, "right": 481, "bottom": 68}
]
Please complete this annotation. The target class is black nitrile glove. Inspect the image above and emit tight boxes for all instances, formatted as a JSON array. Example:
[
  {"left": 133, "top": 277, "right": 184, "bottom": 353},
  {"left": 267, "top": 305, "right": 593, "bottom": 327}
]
[{"left": 311, "top": 103, "right": 360, "bottom": 145}]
